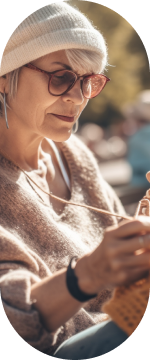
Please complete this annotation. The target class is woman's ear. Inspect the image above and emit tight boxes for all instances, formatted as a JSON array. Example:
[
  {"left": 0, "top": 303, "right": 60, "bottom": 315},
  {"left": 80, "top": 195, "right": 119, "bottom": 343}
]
[
  {"left": 0, "top": 75, "right": 9, "bottom": 94},
  {"left": 0, "top": 76, "right": 6, "bottom": 93}
]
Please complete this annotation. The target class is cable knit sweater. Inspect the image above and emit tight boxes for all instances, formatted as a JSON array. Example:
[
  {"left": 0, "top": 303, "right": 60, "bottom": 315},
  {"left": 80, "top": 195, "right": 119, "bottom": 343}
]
[{"left": 0, "top": 135, "right": 125, "bottom": 355}]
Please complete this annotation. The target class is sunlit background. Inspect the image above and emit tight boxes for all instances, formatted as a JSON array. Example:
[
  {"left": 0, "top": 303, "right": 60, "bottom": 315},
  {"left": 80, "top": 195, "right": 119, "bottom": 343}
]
[{"left": 70, "top": 0, "right": 150, "bottom": 216}]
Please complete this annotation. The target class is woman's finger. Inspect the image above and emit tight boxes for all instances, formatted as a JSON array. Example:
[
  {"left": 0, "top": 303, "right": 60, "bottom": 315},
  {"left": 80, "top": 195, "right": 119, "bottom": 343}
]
[
  {"left": 110, "top": 216, "right": 150, "bottom": 239},
  {"left": 121, "top": 268, "right": 150, "bottom": 286},
  {"left": 116, "top": 233, "right": 150, "bottom": 254},
  {"left": 111, "top": 252, "right": 150, "bottom": 271}
]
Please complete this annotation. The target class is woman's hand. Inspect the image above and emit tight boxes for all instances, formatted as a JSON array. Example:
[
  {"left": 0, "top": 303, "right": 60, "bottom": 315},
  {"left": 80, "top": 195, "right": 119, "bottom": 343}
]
[{"left": 75, "top": 216, "right": 150, "bottom": 295}]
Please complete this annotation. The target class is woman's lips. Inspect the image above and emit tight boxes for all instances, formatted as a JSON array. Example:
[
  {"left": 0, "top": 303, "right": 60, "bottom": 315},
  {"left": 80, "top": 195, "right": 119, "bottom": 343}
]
[{"left": 51, "top": 113, "right": 75, "bottom": 123}]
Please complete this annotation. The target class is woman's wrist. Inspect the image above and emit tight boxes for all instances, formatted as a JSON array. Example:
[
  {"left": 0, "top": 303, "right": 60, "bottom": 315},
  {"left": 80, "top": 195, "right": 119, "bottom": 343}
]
[
  {"left": 74, "top": 255, "right": 101, "bottom": 295},
  {"left": 66, "top": 257, "right": 97, "bottom": 301}
]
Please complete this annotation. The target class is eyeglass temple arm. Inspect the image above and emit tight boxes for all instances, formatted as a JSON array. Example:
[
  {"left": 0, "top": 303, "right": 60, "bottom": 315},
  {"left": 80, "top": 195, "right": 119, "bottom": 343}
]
[
  {"left": 24, "top": 63, "right": 46, "bottom": 74},
  {"left": 24, "top": 63, "right": 52, "bottom": 77}
]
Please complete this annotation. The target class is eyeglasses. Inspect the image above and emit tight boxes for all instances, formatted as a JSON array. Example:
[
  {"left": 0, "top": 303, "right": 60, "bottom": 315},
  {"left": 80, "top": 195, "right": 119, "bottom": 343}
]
[{"left": 24, "top": 63, "right": 110, "bottom": 99}]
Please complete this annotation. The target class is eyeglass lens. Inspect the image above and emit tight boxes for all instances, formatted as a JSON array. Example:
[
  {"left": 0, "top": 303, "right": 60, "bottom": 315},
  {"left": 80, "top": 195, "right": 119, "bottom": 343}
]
[{"left": 49, "top": 70, "right": 107, "bottom": 98}]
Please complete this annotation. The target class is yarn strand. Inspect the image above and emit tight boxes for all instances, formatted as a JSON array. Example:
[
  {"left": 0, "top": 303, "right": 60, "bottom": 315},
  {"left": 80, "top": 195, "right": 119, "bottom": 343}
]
[{"left": 0, "top": 148, "right": 131, "bottom": 221}]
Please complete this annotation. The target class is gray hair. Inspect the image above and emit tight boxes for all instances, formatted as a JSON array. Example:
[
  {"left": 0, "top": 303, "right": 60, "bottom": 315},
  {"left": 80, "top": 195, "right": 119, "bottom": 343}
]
[{"left": 0, "top": 48, "right": 107, "bottom": 117}]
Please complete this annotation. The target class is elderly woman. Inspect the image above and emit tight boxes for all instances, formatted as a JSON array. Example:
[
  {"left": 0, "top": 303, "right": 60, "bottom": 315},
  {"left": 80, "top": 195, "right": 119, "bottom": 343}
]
[{"left": 0, "top": 2, "right": 150, "bottom": 359}]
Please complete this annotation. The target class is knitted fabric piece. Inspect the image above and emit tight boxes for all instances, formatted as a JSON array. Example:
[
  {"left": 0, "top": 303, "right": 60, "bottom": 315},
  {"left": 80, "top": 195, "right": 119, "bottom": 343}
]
[
  {"left": 102, "top": 276, "right": 150, "bottom": 336},
  {"left": 103, "top": 189, "right": 150, "bottom": 336},
  {"left": 0, "top": 2, "right": 107, "bottom": 76},
  {"left": 102, "top": 188, "right": 150, "bottom": 336}
]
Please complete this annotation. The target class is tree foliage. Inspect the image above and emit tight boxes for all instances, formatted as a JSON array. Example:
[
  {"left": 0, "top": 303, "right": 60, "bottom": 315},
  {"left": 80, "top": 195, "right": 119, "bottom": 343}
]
[{"left": 70, "top": 0, "right": 150, "bottom": 128}]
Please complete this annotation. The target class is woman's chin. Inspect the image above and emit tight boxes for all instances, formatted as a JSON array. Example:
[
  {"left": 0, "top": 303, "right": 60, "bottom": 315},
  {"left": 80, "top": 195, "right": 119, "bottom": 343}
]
[{"left": 45, "top": 127, "right": 72, "bottom": 142}]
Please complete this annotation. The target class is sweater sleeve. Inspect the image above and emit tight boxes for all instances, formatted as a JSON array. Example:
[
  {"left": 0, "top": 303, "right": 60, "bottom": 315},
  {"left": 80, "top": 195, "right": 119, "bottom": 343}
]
[{"left": 0, "top": 225, "right": 61, "bottom": 354}]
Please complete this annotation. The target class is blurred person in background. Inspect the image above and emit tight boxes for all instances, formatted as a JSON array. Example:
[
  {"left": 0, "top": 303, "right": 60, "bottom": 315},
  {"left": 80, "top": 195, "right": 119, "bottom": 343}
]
[
  {"left": 77, "top": 122, "right": 104, "bottom": 152},
  {"left": 78, "top": 122, "right": 127, "bottom": 162},
  {"left": 123, "top": 90, "right": 150, "bottom": 187},
  {"left": 77, "top": 122, "right": 112, "bottom": 161}
]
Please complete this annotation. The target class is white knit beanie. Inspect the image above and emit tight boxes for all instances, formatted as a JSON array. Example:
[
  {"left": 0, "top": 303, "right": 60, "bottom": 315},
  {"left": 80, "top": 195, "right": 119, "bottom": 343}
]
[{"left": 0, "top": 1, "right": 107, "bottom": 77}]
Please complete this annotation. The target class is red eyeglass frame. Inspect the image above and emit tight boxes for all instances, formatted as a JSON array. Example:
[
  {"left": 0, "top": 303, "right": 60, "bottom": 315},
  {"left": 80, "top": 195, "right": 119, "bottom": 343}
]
[{"left": 24, "top": 63, "right": 110, "bottom": 99}]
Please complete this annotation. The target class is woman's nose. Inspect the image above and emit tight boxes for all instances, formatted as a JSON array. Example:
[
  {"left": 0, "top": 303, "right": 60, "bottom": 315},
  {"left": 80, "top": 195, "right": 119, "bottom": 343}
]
[{"left": 62, "top": 80, "right": 84, "bottom": 105}]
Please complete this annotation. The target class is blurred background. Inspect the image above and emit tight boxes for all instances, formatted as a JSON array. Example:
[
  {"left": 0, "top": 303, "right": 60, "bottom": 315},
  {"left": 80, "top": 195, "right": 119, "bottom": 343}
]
[{"left": 70, "top": 0, "right": 150, "bottom": 216}]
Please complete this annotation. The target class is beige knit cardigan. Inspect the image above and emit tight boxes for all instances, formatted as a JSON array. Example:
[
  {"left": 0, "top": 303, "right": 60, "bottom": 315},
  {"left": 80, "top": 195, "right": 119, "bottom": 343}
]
[{"left": 0, "top": 135, "right": 125, "bottom": 355}]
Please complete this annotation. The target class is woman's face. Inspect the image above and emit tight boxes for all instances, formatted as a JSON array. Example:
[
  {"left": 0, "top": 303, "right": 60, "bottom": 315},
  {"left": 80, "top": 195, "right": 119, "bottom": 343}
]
[{"left": 7, "top": 50, "right": 88, "bottom": 142}]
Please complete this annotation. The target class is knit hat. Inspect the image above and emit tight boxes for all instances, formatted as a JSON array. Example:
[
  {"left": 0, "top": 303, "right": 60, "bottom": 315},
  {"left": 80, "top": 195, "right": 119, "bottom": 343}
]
[{"left": 0, "top": 2, "right": 107, "bottom": 77}]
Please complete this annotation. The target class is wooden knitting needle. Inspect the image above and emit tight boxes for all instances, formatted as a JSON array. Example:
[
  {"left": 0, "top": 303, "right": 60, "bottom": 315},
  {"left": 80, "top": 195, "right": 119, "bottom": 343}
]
[{"left": 134, "top": 171, "right": 150, "bottom": 218}]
